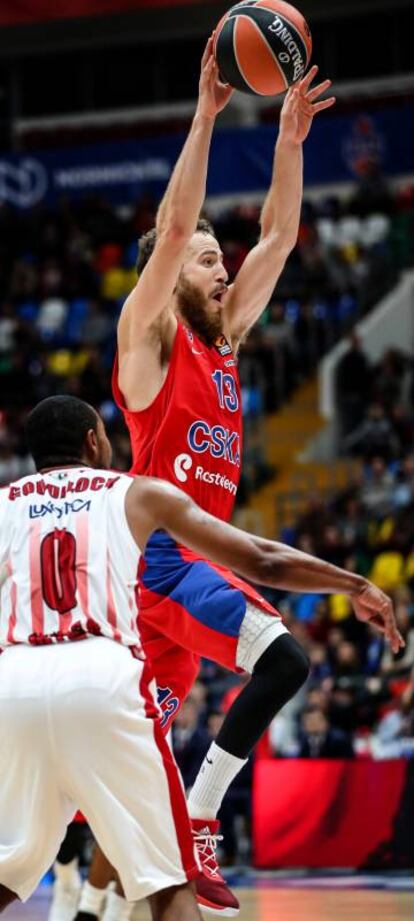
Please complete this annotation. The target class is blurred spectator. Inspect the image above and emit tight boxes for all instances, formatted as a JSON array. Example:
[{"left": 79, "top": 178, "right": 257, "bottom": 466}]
[
  {"left": 359, "top": 456, "right": 395, "bottom": 517},
  {"left": 0, "top": 302, "right": 19, "bottom": 354},
  {"left": 308, "top": 643, "right": 332, "bottom": 683},
  {"left": 36, "top": 297, "right": 68, "bottom": 341},
  {"left": 333, "top": 641, "right": 362, "bottom": 681},
  {"left": 372, "top": 348, "right": 407, "bottom": 412},
  {"left": 371, "top": 667, "right": 414, "bottom": 759},
  {"left": 78, "top": 300, "right": 115, "bottom": 346},
  {"left": 393, "top": 454, "right": 414, "bottom": 508},
  {"left": 298, "top": 706, "right": 354, "bottom": 758},
  {"left": 335, "top": 333, "right": 371, "bottom": 439},
  {"left": 345, "top": 405, "right": 398, "bottom": 461}
]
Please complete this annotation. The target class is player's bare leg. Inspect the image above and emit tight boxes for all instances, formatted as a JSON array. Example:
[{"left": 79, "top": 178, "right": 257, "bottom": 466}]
[
  {"left": 75, "top": 843, "right": 133, "bottom": 921},
  {"left": 75, "top": 842, "right": 115, "bottom": 920},
  {"left": 101, "top": 874, "right": 134, "bottom": 921},
  {"left": 0, "top": 884, "right": 17, "bottom": 912},
  {"left": 148, "top": 882, "right": 202, "bottom": 921}
]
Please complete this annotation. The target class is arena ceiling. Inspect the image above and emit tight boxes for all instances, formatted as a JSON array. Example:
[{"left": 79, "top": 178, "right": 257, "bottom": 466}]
[{"left": 0, "top": 0, "right": 412, "bottom": 56}]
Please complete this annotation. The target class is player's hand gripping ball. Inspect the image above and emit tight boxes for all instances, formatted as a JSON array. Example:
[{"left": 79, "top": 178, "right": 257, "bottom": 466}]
[{"left": 214, "top": 0, "right": 312, "bottom": 96}]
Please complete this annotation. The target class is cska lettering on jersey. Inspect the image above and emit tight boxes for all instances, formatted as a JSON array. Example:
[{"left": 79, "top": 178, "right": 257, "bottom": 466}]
[
  {"left": 187, "top": 421, "right": 241, "bottom": 466},
  {"left": 7, "top": 474, "right": 121, "bottom": 502}
]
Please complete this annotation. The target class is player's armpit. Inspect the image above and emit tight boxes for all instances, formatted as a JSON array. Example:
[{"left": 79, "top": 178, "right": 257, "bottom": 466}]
[
  {"left": 125, "top": 476, "right": 265, "bottom": 577},
  {"left": 117, "top": 312, "right": 177, "bottom": 412}
]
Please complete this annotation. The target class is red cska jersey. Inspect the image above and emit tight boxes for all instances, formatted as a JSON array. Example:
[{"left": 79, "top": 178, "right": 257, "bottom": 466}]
[{"left": 112, "top": 322, "right": 242, "bottom": 523}]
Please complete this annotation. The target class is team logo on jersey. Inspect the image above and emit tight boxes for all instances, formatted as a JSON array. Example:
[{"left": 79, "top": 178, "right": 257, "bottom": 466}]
[
  {"left": 29, "top": 499, "right": 91, "bottom": 519},
  {"left": 195, "top": 466, "right": 237, "bottom": 496},
  {"left": 188, "top": 420, "right": 240, "bottom": 466},
  {"left": 214, "top": 335, "right": 232, "bottom": 357},
  {"left": 173, "top": 453, "right": 193, "bottom": 483}
]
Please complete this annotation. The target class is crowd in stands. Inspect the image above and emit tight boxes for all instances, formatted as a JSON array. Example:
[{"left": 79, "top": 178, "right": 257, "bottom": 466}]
[{"left": 1, "top": 178, "right": 414, "bottom": 864}]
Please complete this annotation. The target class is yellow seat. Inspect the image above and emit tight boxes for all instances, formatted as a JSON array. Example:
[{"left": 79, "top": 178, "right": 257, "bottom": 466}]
[{"left": 369, "top": 551, "right": 405, "bottom": 592}]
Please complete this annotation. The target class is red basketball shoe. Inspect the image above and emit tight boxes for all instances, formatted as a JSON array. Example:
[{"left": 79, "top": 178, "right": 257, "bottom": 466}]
[{"left": 192, "top": 819, "right": 240, "bottom": 917}]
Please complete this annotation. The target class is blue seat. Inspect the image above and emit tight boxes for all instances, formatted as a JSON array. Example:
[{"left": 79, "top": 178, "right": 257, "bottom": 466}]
[
  {"left": 64, "top": 299, "right": 90, "bottom": 345},
  {"left": 16, "top": 301, "right": 39, "bottom": 322}
]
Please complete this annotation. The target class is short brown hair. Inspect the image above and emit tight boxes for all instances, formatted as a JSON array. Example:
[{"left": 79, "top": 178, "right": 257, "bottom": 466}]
[{"left": 136, "top": 217, "right": 215, "bottom": 275}]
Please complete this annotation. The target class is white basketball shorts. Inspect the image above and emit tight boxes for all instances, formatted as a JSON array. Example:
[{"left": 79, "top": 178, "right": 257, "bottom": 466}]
[{"left": 0, "top": 638, "right": 199, "bottom": 902}]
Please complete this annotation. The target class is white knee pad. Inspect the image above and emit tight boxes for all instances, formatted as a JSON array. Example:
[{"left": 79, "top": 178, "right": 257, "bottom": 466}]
[{"left": 236, "top": 603, "right": 289, "bottom": 674}]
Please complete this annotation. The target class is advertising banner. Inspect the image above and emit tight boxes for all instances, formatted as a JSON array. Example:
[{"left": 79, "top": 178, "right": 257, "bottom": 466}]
[
  {"left": 253, "top": 759, "right": 414, "bottom": 869},
  {"left": 1, "top": 102, "right": 413, "bottom": 209}
]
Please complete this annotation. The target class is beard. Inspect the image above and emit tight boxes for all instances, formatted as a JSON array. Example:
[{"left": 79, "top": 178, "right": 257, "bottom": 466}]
[{"left": 176, "top": 277, "right": 223, "bottom": 347}]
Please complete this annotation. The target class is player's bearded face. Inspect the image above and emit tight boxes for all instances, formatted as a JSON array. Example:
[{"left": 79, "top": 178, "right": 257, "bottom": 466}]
[{"left": 176, "top": 276, "right": 223, "bottom": 346}]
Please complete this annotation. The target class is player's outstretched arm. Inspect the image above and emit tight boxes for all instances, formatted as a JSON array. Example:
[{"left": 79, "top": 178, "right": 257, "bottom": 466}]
[
  {"left": 117, "top": 39, "right": 233, "bottom": 381},
  {"left": 224, "top": 66, "right": 335, "bottom": 346},
  {"left": 127, "top": 477, "right": 404, "bottom": 654}
]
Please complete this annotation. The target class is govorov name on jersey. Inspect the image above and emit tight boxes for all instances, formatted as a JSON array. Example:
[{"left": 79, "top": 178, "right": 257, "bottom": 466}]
[{"left": 7, "top": 473, "right": 120, "bottom": 501}]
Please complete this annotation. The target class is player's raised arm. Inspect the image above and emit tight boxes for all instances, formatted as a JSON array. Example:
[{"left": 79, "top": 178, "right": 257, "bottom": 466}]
[
  {"left": 126, "top": 477, "right": 404, "bottom": 654},
  {"left": 224, "top": 66, "right": 335, "bottom": 346},
  {"left": 117, "top": 38, "right": 233, "bottom": 405}
]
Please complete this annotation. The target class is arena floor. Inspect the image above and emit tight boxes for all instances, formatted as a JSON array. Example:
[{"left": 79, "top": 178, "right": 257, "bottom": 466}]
[{"left": 7, "top": 874, "right": 414, "bottom": 920}]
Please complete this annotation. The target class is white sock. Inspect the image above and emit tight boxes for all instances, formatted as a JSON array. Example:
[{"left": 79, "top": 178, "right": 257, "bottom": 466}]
[
  {"left": 78, "top": 881, "right": 107, "bottom": 915},
  {"left": 187, "top": 742, "right": 247, "bottom": 819},
  {"left": 101, "top": 889, "right": 134, "bottom": 921},
  {"left": 53, "top": 857, "right": 81, "bottom": 889}
]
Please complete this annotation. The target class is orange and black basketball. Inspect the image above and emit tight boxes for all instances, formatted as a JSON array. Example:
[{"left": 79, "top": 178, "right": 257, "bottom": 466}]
[{"left": 214, "top": 0, "right": 312, "bottom": 96}]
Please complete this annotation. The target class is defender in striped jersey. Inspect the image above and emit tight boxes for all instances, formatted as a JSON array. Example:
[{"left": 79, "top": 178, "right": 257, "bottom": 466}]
[{"left": 0, "top": 396, "right": 202, "bottom": 921}]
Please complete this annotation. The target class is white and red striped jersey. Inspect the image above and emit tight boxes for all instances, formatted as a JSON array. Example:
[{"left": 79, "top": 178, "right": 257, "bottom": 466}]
[{"left": 0, "top": 467, "right": 142, "bottom": 651}]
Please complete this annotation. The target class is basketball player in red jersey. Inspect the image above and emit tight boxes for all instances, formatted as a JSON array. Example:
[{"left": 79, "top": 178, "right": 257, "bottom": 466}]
[{"left": 111, "top": 38, "right": 335, "bottom": 918}]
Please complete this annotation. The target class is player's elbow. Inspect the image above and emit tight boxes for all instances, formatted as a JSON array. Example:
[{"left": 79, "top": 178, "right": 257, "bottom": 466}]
[
  {"left": 156, "top": 222, "right": 189, "bottom": 250},
  {"left": 240, "top": 539, "right": 281, "bottom": 588},
  {"left": 260, "top": 229, "right": 296, "bottom": 264},
  {"left": 251, "top": 543, "right": 292, "bottom": 589}
]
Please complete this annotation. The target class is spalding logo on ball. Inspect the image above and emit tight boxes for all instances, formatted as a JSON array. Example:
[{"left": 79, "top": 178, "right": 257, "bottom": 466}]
[{"left": 214, "top": 0, "right": 312, "bottom": 96}]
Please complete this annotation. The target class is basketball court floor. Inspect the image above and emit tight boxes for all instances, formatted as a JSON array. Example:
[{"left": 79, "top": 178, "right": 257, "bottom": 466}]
[{"left": 6, "top": 874, "right": 414, "bottom": 920}]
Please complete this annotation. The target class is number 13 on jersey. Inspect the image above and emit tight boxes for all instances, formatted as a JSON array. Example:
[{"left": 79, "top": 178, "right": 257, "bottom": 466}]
[{"left": 212, "top": 370, "right": 239, "bottom": 413}]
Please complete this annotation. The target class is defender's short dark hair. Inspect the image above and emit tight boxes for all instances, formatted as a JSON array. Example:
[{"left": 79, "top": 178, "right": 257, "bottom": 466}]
[
  {"left": 136, "top": 217, "right": 215, "bottom": 275},
  {"left": 26, "top": 396, "right": 98, "bottom": 470}
]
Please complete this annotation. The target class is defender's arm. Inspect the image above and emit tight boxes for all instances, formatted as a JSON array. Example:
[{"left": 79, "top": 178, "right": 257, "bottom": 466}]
[{"left": 126, "top": 477, "right": 403, "bottom": 653}]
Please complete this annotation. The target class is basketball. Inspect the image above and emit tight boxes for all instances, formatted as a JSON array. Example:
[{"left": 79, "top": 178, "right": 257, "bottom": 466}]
[{"left": 214, "top": 0, "right": 312, "bottom": 96}]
